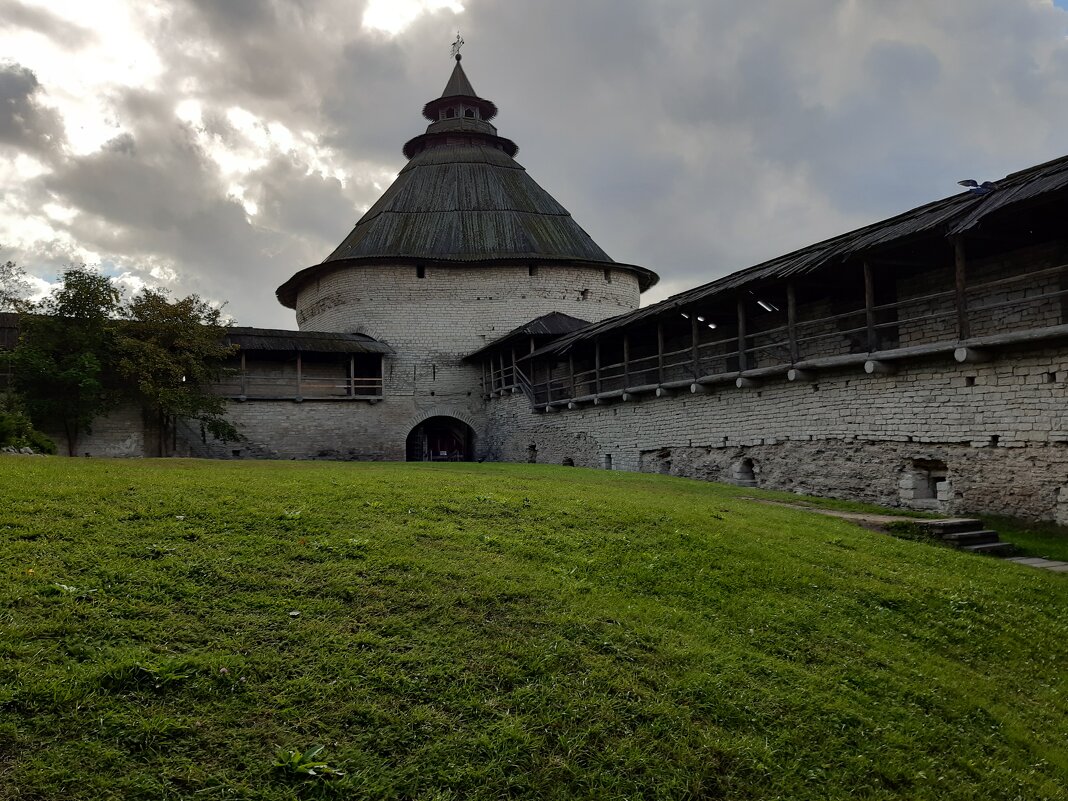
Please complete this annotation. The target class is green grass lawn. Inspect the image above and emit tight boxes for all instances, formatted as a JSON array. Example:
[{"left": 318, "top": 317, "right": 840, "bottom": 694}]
[{"left": 1, "top": 457, "right": 1066, "bottom": 800}]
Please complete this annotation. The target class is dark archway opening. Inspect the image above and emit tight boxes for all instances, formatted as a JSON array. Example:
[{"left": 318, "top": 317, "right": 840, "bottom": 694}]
[{"left": 406, "top": 417, "right": 475, "bottom": 462}]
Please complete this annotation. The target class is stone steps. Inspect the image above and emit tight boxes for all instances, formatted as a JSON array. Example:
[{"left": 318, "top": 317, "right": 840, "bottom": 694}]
[{"left": 916, "top": 518, "right": 1017, "bottom": 557}]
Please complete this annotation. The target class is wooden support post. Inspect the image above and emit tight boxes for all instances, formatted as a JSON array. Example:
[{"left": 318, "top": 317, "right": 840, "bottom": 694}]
[
  {"left": 954, "top": 236, "right": 970, "bottom": 340},
  {"left": 786, "top": 283, "right": 799, "bottom": 364},
  {"left": 500, "top": 352, "right": 507, "bottom": 390},
  {"left": 863, "top": 261, "right": 877, "bottom": 353},
  {"left": 568, "top": 355, "right": 576, "bottom": 398},
  {"left": 690, "top": 313, "right": 700, "bottom": 378},
  {"left": 529, "top": 336, "right": 535, "bottom": 354},
  {"left": 240, "top": 350, "right": 247, "bottom": 397},
  {"left": 547, "top": 361, "right": 554, "bottom": 403},
  {"left": 510, "top": 347, "right": 517, "bottom": 389},
  {"left": 623, "top": 333, "right": 631, "bottom": 387},
  {"left": 349, "top": 355, "right": 355, "bottom": 397},
  {"left": 295, "top": 353, "right": 303, "bottom": 400},
  {"left": 737, "top": 298, "right": 748, "bottom": 372},
  {"left": 594, "top": 339, "right": 602, "bottom": 395},
  {"left": 656, "top": 320, "right": 665, "bottom": 384},
  {"left": 481, "top": 359, "right": 487, "bottom": 397}
]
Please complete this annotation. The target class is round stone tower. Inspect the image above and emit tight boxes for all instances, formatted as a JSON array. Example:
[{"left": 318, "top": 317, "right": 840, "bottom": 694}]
[{"left": 274, "top": 55, "right": 659, "bottom": 460}]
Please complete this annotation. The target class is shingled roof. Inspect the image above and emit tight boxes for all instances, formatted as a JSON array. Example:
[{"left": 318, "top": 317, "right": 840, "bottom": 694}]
[{"left": 276, "top": 58, "right": 658, "bottom": 308}]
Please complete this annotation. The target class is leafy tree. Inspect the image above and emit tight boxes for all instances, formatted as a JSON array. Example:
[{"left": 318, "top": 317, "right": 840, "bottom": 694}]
[
  {"left": 9, "top": 268, "right": 121, "bottom": 455},
  {"left": 0, "top": 259, "right": 32, "bottom": 312},
  {"left": 117, "top": 288, "right": 239, "bottom": 455}
]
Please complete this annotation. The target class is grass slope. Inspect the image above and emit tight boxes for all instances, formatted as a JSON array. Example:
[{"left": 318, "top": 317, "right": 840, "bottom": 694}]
[{"left": 1, "top": 457, "right": 1066, "bottom": 800}]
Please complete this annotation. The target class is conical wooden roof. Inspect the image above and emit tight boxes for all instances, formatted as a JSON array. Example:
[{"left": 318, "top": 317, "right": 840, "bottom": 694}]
[{"left": 276, "top": 58, "right": 657, "bottom": 308}]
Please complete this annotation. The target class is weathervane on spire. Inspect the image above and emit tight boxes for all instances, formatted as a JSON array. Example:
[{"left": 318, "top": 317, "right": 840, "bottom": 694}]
[{"left": 450, "top": 31, "right": 464, "bottom": 61}]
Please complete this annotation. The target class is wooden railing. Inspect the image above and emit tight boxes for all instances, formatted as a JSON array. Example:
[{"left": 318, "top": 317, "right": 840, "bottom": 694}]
[
  {"left": 213, "top": 374, "right": 383, "bottom": 400},
  {"left": 505, "top": 259, "right": 1068, "bottom": 409}
]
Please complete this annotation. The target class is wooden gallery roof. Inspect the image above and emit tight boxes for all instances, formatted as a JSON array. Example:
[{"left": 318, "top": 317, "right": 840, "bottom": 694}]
[
  {"left": 224, "top": 327, "right": 393, "bottom": 355},
  {"left": 276, "top": 57, "right": 658, "bottom": 308},
  {"left": 530, "top": 152, "right": 1068, "bottom": 358}
]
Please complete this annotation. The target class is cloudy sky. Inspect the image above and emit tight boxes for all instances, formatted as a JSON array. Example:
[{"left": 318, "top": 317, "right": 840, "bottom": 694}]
[{"left": 3, "top": 0, "right": 1068, "bottom": 328}]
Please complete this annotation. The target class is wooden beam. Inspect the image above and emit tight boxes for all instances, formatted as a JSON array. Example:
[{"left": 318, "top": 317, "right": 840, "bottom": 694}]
[
  {"left": 296, "top": 352, "right": 302, "bottom": 399},
  {"left": 786, "top": 283, "right": 798, "bottom": 364},
  {"left": 349, "top": 355, "right": 355, "bottom": 397},
  {"left": 594, "top": 339, "right": 602, "bottom": 394},
  {"left": 787, "top": 368, "right": 816, "bottom": 382},
  {"left": 863, "top": 261, "right": 877, "bottom": 353},
  {"left": 568, "top": 354, "right": 576, "bottom": 398},
  {"left": 546, "top": 360, "right": 553, "bottom": 403},
  {"left": 690, "top": 313, "right": 700, "bottom": 378},
  {"left": 655, "top": 386, "right": 674, "bottom": 398},
  {"left": 954, "top": 236, "right": 970, "bottom": 340},
  {"left": 511, "top": 347, "right": 517, "bottom": 389},
  {"left": 240, "top": 350, "right": 247, "bottom": 397},
  {"left": 864, "top": 359, "right": 897, "bottom": 376},
  {"left": 481, "top": 359, "right": 487, "bottom": 396},
  {"left": 690, "top": 383, "right": 712, "bottom": 395},
  {"left": 954, "top": 347, "right": 991, "bottom": 364},
  {"left": 623, "top": 333, "right": 631, "bottom": 387},
  {"left": 656, "top": 321, "right": 665, "bottom": 384},
  {"left": 736, "top": 376, "right": 761, "bottom": 389},
  {"left": 737, "top": 298, "right": 748, "bottom": 372}
]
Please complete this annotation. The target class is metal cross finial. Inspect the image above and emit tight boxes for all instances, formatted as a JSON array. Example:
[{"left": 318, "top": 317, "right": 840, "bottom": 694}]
[{"left": 450, "top": 31, "right": 464, "bottom": 60}]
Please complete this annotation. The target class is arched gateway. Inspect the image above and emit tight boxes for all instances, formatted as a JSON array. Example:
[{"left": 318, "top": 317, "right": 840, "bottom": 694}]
[{"left": 406, "top": 416, "right": 475, "bottom": 462}]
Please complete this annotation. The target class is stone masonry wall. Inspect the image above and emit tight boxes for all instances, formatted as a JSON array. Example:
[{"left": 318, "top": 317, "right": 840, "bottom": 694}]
[{"left": 483, "top": 343, "right": 1068, "bottom": 522}]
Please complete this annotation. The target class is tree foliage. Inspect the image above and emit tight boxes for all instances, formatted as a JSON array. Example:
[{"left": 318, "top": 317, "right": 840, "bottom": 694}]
[
  {"left": 5, "top": 265, "right": 238, "bottom": 455},
  {"left": 0, "top": 259, "right": 32, "bottom": 313},
  {"left": 117, "top": 288, "right": 239, "bottom": 448},
  {"left": 9, "top": 268, "right": 121, "bottom": 455}
]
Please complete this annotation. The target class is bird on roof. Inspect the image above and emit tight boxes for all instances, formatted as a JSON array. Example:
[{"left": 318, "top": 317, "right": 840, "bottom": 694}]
[{"left": 958, "top": 179, "right": 998, "bottom": 195}]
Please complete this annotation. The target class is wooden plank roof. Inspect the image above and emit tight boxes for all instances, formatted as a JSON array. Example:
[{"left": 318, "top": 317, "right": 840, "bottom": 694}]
[
  {"left": 464, "top": 312, "right": 590, "bottom": 360},
  {"left": 224, "top": 327, "right": 393, "bottom": 355},
  {"left": 276, "top": 143, "right": 658, "bottom": 307},
  {"left": 527, "top": 153, "right": 1068, "bottom": 358}
]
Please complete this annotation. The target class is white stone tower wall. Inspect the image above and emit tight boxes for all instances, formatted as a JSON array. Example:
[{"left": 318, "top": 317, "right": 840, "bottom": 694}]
[{"left": 295, "top": 262, "right": 639, "bottom": 397}]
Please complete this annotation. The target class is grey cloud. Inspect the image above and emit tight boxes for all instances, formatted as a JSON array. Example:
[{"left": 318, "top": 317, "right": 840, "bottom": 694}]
[
  {"left": 0, "top": 63, "right": 65, "bottom": 152},
  {"left": 7, "top": 1, "right": 1068, "bottom": 322},
  {"left": 0, "top": 1, "right": 95, "bottom": 49}
]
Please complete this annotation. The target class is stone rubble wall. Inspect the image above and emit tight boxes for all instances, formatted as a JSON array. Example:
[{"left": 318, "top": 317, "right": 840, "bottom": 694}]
[{"left": 482, "top": 344, "right": 1068, "bottom": 522}]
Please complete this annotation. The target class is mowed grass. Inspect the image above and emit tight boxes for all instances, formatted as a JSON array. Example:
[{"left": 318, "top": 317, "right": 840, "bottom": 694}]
[{"left": 1, "top": 457, "right": 1066, "bottom": 801}]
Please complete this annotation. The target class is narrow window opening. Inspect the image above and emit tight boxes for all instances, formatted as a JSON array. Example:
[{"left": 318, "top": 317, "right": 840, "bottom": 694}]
[
  {"left": 580, "top": 288, "right": 590, "bottom": 301},
  {"left": 446, "top": 108, "right": 456, "bottom": 119},
  {"left": 528, "top": 265, "right": 538, "bottom": 277},
  {"left": 1046, "top": 371, "right": 1057, "bottom": 384},
  {"left": 416, "top": 265, "right": 426, "bottom": 279},
  {"left": 965, "top": 376, "right": 976, "bottom": 387},
  {"left": 604, "top": 454, "right": 613, "bottom": 470},
  {"left": 464, "top": 108, "right": 474, "bottom": 119},
  {"left": 604, "top": 269, "right": 612, "bottom": 282}
]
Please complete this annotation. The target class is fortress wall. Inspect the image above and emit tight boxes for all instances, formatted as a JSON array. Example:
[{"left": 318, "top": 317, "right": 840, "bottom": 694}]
[
  {"left": 50, "top": 402, "right": 154, "bottom": 458},
  {"left": 483, "top": 343, "right": 1068, "bottom": 522},
  {"left": 178, "top": 396, "right": 488, "bottom": 462}
]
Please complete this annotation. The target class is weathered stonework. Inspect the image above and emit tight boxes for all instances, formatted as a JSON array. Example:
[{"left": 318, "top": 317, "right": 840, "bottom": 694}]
[{"left": 481, "top": 344, "right": 1068, "bottom": 521}]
